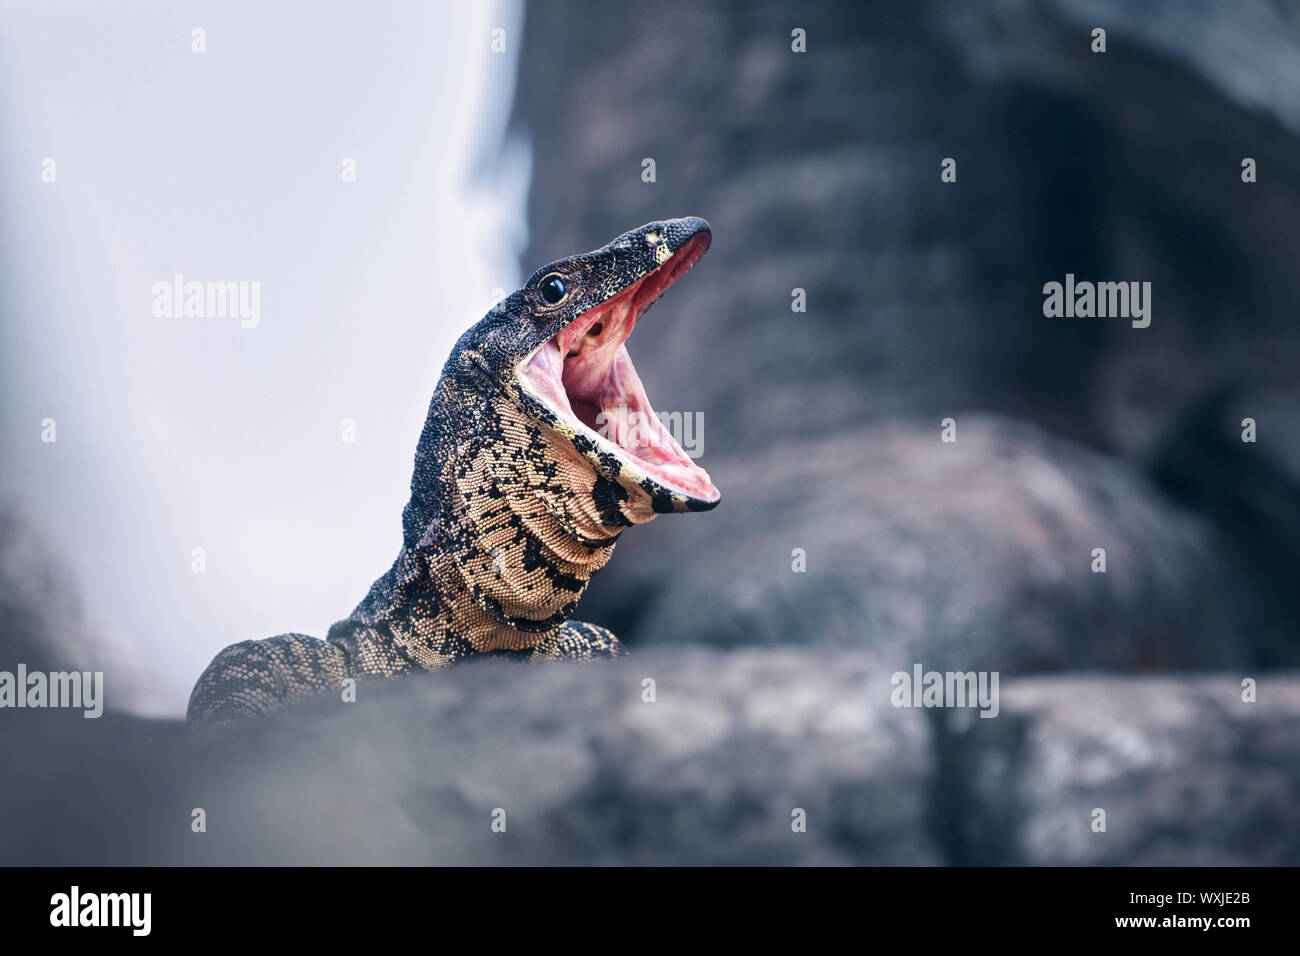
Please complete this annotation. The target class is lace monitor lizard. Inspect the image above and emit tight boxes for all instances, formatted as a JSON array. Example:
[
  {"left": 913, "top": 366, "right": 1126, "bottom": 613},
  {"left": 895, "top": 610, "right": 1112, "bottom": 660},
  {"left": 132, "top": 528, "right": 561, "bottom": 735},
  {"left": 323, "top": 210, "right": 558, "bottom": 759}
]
[{"left": 187, "top": 217, "right": 719, "bottom": 721}]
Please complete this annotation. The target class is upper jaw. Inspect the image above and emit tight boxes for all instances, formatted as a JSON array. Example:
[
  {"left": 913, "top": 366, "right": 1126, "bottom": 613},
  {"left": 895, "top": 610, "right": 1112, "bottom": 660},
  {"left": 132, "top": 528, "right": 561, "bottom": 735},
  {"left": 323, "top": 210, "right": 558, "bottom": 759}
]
[{"left": 515, "top": 224, "right": 719, "bottom": 511}]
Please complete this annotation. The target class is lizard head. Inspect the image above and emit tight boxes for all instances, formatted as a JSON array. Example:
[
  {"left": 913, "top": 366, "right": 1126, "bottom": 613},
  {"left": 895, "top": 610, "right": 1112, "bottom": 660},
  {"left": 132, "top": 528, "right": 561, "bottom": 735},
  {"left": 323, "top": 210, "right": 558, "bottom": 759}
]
[{"left": 459, "top": 217, "right": 720, "bottom": 517}]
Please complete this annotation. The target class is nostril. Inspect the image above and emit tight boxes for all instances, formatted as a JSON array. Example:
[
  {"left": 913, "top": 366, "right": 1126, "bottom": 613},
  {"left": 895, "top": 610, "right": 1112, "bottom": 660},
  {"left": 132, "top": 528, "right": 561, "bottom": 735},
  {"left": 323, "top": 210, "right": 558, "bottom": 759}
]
[{"left": 587, "top": 322, "right": 603, "bottom": 337}]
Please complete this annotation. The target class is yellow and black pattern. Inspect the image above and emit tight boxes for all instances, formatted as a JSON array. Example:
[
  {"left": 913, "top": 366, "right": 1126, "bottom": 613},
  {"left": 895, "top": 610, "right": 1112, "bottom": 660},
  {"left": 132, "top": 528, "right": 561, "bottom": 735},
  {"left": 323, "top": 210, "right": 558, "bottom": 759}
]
[{"left": 187, "top": 218, "right": 714, "bottom": 722}]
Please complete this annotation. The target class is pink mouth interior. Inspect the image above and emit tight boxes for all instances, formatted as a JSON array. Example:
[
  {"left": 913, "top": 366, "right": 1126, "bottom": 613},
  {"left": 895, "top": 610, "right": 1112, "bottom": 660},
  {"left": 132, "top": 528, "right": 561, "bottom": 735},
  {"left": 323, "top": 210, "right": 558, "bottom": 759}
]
[{"left": 517, "top": 236, "right": 719, "bottom": 502}]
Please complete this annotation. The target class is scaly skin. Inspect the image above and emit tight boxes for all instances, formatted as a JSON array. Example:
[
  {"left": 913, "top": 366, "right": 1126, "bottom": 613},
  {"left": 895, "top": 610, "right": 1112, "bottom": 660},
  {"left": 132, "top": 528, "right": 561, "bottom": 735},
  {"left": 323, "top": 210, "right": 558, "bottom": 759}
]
[{"left": 188, "top": 218, "right": 717, "bottom": 721}]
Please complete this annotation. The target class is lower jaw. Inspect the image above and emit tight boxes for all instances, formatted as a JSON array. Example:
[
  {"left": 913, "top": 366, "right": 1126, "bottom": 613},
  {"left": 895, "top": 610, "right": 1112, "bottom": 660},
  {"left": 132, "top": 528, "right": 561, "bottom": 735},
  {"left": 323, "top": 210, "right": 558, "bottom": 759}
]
[{"left": 570, "top": 350, "right": 717, "bottom": 500}]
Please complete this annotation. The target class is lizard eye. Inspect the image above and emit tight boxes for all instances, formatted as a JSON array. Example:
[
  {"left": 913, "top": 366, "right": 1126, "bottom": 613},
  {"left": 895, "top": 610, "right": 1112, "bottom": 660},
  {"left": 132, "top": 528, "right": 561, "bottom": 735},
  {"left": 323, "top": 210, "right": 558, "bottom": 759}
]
[{"left": 539, "top": 275, "right": 567, "bottom": 306}]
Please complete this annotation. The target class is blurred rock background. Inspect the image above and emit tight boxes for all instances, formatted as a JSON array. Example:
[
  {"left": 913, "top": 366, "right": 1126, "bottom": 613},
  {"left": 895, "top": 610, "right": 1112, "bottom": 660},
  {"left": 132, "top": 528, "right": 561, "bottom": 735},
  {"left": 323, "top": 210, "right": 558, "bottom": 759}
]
[
  {"left": 3, "top": 653, "right": 1296, "bottom": 866},
  {"left": 2, "top": 0, "right": 1298, "bottom": 864},
  {"left": 513, "top": 0, "right": 1300, "bottom": 671}
]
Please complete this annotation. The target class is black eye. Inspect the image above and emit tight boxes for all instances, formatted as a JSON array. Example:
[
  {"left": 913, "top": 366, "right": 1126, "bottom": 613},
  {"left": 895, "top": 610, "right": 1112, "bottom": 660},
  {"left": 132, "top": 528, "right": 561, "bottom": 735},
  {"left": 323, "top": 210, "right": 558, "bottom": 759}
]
[{"left": 540, "top": 275, "right": 567, "bottom": 305}]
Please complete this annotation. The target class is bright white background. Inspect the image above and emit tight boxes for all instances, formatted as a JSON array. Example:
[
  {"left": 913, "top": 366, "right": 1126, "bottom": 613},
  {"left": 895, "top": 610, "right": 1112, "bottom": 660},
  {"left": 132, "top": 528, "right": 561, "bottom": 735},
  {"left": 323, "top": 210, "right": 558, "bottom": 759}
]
[{"left": 0, "top": 1, "right": 529, "bottom": 715}]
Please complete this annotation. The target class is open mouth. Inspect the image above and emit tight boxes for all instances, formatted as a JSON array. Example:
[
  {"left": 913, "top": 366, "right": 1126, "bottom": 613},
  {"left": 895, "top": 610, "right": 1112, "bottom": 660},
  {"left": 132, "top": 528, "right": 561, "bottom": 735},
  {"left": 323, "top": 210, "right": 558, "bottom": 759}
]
[{"left": 516, "top": 233, "right": 719, "bottom": 505}]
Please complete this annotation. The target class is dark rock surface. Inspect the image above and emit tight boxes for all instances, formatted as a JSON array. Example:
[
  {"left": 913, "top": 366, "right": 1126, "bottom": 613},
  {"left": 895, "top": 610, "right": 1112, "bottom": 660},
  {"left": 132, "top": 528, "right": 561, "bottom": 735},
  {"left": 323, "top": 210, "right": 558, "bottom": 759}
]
[
  {"left": 1151, "top": 384, "right": 1300, "bottom": 668},
  {"left": 2, "top": 650, "right": 1294, "bottom": 865},
  {"left": 582, "top": 415, "right": 1251, "bottom": 673},
  {"left": 992, "top": 674, "right": 1300, "bottom": 866}
]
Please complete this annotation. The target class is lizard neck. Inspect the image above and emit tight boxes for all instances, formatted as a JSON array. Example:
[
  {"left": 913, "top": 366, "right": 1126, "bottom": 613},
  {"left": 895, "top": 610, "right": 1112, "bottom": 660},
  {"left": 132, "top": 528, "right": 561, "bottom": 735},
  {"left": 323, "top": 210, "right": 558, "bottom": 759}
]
[{"left": 334, "top": 378, "right": 658, "bottom": 673}]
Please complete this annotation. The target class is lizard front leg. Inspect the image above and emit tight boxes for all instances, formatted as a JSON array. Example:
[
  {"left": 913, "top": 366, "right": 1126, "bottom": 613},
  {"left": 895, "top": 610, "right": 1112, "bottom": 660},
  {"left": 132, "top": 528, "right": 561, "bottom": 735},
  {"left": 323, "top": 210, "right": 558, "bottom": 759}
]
[
  {"left": 187, "top": 634, "right": 352, "bottom": 722},
  {"left": 532, "top": 620, "right": 626, "bottom": 662}
]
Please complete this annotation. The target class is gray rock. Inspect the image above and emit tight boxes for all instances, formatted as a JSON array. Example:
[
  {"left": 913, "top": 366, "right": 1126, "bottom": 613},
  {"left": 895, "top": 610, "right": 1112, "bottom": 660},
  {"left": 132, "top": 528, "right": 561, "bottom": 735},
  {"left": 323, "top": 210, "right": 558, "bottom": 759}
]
[
  {"left": 513, "top": 0, "right": 1300, "bottom": 668},
  {"left": 586, "top": 415, "right": 1246, "bottom": 672},
  {"left": 2, "top": 649, "right": 1295, "bottom": 865},
  {"left": 972, "top": 674, "right": 1300, "bottom": 866}
]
